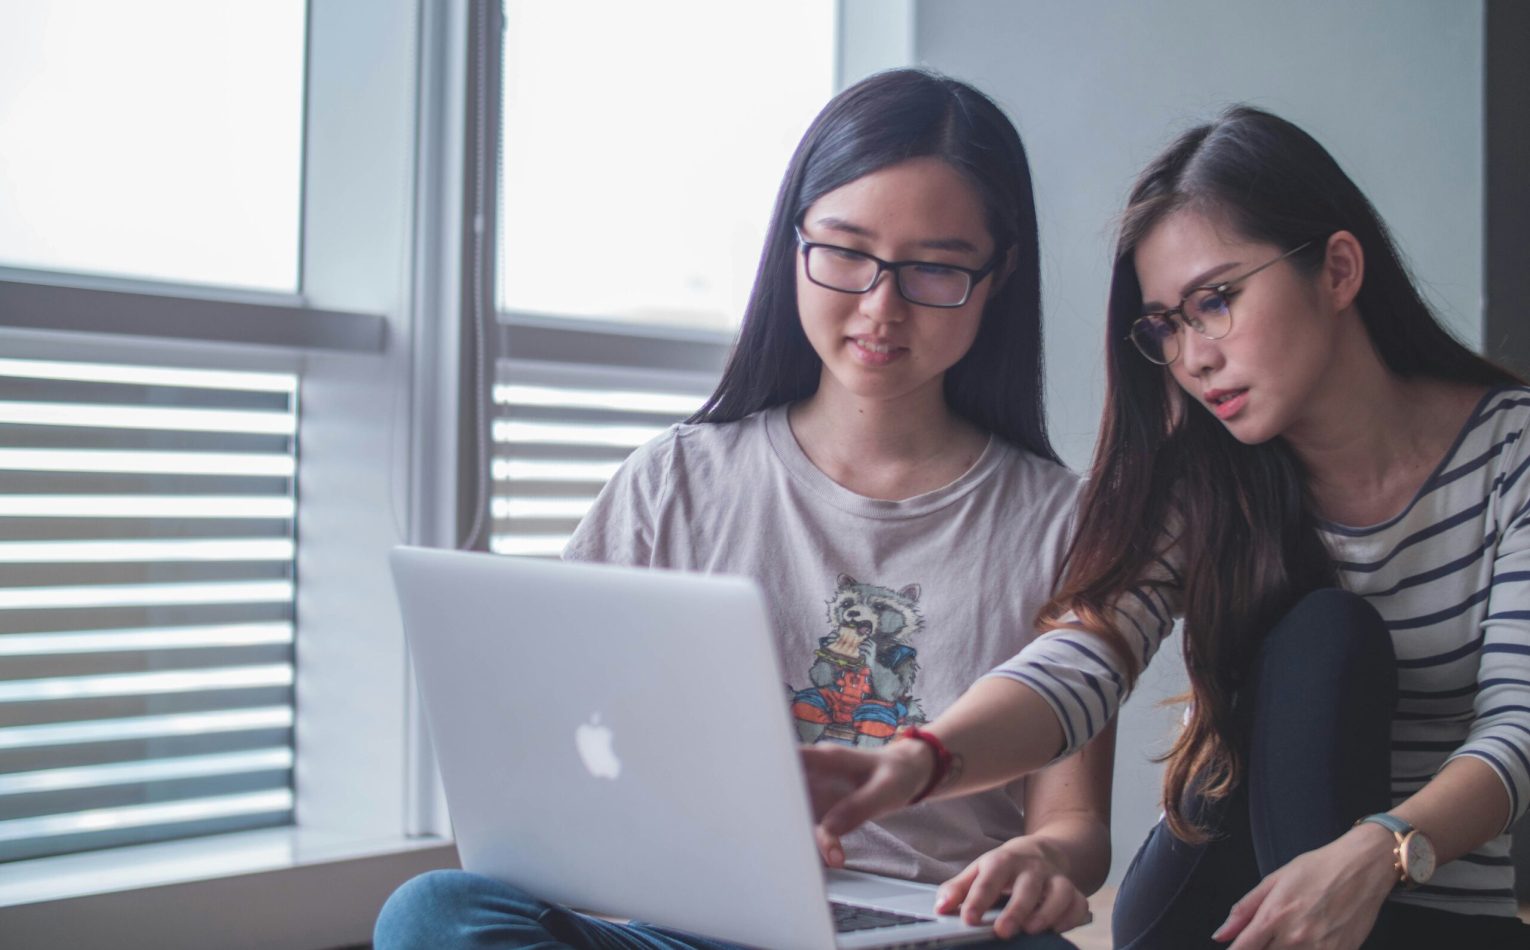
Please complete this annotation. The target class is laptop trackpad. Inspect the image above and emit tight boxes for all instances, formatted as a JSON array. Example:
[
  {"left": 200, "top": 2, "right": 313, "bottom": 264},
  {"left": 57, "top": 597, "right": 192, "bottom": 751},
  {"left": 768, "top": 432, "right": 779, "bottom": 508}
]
[{"left": 827, "top": 868, "right": 937, "bottom": 903}]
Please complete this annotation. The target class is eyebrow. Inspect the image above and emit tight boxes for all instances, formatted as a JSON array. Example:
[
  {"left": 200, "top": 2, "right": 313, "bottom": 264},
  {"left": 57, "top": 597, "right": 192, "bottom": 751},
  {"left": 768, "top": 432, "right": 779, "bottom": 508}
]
[
  {"left": 809, "top": 216, "right": 983, "bottom": 255},
  {"left": 1140, "top": 261, "right": 1243, "bottom": 312}
]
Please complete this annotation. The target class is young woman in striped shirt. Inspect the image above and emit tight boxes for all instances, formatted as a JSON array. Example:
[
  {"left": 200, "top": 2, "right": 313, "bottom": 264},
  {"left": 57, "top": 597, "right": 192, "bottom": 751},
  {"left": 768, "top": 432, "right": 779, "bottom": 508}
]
[{"left": 804, "top": 106, "right": 1530, "bottom": 949}]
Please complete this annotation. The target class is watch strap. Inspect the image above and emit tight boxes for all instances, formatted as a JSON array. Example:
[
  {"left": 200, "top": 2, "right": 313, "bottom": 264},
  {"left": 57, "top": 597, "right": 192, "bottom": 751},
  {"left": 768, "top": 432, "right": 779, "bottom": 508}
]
[
  {"left": 1356, "top": 812, "right": 1413, "bottom": 837},
  {"left": 1355, "top": 813, "right": 1422, "bottom": 887}
]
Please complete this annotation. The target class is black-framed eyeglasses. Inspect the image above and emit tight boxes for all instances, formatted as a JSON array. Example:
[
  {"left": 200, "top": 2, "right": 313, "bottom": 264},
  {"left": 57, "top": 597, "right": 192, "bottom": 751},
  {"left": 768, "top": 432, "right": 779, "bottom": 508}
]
[
  {"left": 794, "top": 227, "right": 1000, "bottom": 309},
  {"left": 1127, "top": 242, "right": 1313, "bottom": 365}
]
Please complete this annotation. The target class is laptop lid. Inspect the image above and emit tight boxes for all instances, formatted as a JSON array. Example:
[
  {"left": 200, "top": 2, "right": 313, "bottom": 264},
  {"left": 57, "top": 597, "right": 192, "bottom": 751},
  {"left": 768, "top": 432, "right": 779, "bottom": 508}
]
[{"left": 390, "top": 546, "right": 838, "bottom": 949}]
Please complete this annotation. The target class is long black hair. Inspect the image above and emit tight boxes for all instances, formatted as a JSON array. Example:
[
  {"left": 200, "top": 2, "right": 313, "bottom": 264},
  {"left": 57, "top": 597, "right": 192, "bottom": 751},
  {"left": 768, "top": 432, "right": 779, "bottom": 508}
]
[
  {"left": 1041, "top": 105, "right": 1520, "bottom": 842},
  {"left": 688, "top": 68, "right": 1057, "bottom": 463}
]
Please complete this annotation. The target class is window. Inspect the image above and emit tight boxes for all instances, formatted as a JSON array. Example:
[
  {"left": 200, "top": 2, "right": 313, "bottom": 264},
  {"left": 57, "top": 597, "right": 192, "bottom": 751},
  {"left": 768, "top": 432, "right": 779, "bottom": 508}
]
[
  {"left": 0, "top": 1, "right": 437, "bottom": 944},
  {"left": 489, "top": 1, "right": 837, "bottom": 560},
  {"left": 0, "top": 1, "right": 305, "bottom": 291},
  {"left": 0, "top": 2, "right": 309, "bottom": 868},
  {"left": 0, "top": 1, "right": 864, "bottom": 943}
]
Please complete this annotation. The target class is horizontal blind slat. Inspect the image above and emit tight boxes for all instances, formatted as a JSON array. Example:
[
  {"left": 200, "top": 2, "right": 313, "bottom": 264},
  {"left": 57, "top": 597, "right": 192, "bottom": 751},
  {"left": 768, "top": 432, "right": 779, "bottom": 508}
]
[
  {"left": 0, "top": 448, "right": 295, "bottom": 476},
  {"left": 0, "top": 665, "right": 294, "bottom": 703},
  {"left": 0, "top": 495, "right": 296, "bottom": 519},
  {"left": 0, "top": 358, "right": 297, "bottom": 393},
  {"left": 0, "top": 401, "right": 295, "bottom": 435},
  {"left": 0, "top": 623, "right": 293, "bottom": 656},
  {"left": 0, "top": 539, "right": 295, "bottom": 563},
  {"left": 0, "top": 748, "right": 293, "bottom": 796},
  {"left": 0, "top": 789, "right": 294, "bottom": 843},
  {"left": 0, "top": 707, "right": 295, "bottom": 751},
  {"left": 0, "top": 581, "right": 294, "bottom": 610}
]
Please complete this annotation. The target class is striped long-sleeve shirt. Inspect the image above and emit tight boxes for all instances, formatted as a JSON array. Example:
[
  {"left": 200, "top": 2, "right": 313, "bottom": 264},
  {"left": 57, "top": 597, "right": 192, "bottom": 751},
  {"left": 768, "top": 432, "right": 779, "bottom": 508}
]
[{"left": 992, "top": 386, "right": 1530, "bottom": 915}]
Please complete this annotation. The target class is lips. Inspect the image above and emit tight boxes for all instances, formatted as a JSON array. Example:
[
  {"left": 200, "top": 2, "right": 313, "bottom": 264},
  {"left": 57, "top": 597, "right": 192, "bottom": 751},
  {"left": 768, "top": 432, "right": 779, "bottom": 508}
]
[
  {"left": 849, "top": 336, "right": 907, "bottom": 366},
  {"left": 1204, "top": 388, "right": 1249, "bottom": 420}
]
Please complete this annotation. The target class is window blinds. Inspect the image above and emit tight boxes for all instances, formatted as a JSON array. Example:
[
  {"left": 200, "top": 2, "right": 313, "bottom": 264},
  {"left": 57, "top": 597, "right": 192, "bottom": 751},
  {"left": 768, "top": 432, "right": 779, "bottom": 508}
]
[
  {"left": 489, "top": 358, "right": 712, "bottom": 558},
  {"left": 0, "top": 358, "right": 297, "bottom": 862}
]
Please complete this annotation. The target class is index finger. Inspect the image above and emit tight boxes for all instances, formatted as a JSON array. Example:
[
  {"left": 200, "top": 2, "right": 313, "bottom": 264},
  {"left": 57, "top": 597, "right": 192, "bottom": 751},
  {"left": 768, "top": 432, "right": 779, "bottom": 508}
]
[
  {"left": 814, "top": 823, "right": 845, "bottom": 868},
  {"left": 817, "top": 774, "right": 900, "bottom": 840}
]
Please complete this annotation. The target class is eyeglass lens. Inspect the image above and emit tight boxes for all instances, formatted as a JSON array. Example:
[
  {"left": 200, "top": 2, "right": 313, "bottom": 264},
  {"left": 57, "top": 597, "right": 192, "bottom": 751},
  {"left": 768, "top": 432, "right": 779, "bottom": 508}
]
[
  {"left": 806, "top": 246, "right": 972, "bottom": 307},
  {"left": 1130, "top": 288, "right": 1233, "bottom": 364}
]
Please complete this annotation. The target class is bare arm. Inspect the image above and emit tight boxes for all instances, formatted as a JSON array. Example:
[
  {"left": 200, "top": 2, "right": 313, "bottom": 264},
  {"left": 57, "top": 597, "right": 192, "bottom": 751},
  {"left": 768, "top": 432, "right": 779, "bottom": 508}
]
[
  {"left": 806, "top": 676, "right": 1066, "bottom": 854},
  {"left": 1018, "top": 716, "right": 1116, "bottom": 895}
]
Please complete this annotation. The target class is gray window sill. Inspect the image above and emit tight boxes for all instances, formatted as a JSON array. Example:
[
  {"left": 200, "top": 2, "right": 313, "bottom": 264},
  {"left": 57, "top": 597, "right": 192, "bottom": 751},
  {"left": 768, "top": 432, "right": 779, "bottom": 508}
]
[{"left": 0, "top": 827, "right": 457, "bottom": 949}]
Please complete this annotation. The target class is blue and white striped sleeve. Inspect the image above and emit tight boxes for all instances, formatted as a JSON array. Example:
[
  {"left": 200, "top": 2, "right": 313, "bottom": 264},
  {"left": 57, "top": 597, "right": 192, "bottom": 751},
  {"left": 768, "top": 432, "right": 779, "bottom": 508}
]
[
  {"left": 986, "top": 550, "right": 1182, "bottom": 757},
  {"left": 1449, "top": 433, "right": 1530, "bottom": 829}
]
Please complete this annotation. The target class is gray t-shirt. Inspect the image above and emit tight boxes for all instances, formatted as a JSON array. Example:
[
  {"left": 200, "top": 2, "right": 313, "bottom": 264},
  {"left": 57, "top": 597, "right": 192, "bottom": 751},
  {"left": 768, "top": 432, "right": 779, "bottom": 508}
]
[{"left": 564, "top": 405, "right": 1078, "bottom": 884}]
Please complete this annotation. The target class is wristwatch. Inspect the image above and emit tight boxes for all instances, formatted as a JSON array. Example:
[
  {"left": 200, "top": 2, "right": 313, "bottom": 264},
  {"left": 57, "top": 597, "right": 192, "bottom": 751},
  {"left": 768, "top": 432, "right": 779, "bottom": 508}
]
[{"left": 1355, "top": 813, "right": 1436, "bottom": 888}]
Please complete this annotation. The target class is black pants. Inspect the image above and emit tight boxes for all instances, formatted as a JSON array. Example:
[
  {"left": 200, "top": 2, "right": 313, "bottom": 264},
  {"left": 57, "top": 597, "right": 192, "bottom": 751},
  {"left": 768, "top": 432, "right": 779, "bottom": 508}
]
[{"left": 1112, "top": 589, "right": 1529, "bottom": 950}]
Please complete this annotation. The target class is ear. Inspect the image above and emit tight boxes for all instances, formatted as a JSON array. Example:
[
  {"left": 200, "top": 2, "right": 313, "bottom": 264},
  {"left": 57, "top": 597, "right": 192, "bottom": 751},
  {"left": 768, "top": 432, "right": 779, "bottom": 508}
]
[
  {"left": 1322, "top": 230, "right": 1364, "bottom": 312},
  {"left": 987, "top": 245, "right": 1019, "bottom": 298}
]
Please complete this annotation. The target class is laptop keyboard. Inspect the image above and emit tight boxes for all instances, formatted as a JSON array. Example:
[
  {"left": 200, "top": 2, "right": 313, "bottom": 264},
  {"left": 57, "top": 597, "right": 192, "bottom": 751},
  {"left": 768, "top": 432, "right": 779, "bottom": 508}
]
[{"left": 829, "top": 900, "right": 935, "bottom": 933}]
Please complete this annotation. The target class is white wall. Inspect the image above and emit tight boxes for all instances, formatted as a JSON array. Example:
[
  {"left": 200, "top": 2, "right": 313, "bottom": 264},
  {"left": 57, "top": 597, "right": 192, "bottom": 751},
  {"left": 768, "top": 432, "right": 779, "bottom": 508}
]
[{"left": 911, "top": 0, "right": 1485, "bottom": 882}]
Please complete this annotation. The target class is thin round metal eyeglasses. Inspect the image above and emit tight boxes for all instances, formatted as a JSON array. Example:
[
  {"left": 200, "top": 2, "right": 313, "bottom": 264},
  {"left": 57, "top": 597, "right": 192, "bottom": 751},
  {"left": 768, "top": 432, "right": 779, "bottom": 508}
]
[
  {"left": 1127, "top": 241, "right": 1313, "bottom": 365},
  {"left": 795, "top": 227, "right": 1001, "bottom": 309}
]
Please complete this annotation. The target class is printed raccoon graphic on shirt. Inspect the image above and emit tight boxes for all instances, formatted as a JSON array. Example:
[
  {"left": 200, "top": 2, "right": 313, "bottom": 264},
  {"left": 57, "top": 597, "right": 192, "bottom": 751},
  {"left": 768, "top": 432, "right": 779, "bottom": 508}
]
[{"left": 791, "top": 574, "right": 925, "bottom": 747}]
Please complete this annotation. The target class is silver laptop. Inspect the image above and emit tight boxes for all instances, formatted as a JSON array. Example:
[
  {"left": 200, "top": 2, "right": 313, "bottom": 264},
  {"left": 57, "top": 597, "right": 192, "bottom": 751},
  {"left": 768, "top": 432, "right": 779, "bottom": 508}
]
[{"left": 390, "top": 546, "right": 1004, "bottom": 949}]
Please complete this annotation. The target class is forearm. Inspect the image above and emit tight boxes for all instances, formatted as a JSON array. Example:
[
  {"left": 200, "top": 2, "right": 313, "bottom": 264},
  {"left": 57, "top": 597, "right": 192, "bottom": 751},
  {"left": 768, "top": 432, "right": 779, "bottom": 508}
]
[
  {"left": 1261, "top": 756, "right": 1515, "bottom": 917},
  {"left": 1390, "top": 755, "right": 1512, "bottom": 864},
  {"left": 807, "top": 675, "right": 1079, "bottom": 851},
  {"left": 921, "top": 677, "right": 1067, "bottom": 799},
  {"left": 1212, "top": 756, "right": 1518, "bottom": 948},
  {"left": 1019, "top": 719, "right": 1116, "bottom": 894},
  {"left": 1011, "top": 813, "right": 1112, "bottom": 895}
]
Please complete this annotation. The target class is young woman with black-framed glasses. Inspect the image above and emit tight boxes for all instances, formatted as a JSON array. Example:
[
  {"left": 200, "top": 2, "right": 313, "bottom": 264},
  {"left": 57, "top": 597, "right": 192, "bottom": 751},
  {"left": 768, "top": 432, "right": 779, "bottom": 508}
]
[{"left": 375, "top": 68, "right": 1112, "bottom": 950}]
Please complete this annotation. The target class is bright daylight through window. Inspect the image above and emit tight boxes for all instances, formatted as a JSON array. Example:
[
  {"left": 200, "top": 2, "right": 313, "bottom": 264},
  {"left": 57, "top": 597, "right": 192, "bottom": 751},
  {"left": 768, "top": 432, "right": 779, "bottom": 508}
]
[
  {"left": 0, "top": 1, "right": 304, "bottom": 291},
  {"left": 497, "top": 0, "right": 834, "bottom": 332}
]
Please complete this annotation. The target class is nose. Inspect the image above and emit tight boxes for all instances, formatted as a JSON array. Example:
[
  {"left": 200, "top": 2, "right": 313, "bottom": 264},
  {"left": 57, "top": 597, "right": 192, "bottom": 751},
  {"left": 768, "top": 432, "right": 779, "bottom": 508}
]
[
  {"left": 1176, "top": 325, "right": 1223, "bottom": 378},
  {"left": 858, "top": 270, "right": 909, "bottom": 325}
]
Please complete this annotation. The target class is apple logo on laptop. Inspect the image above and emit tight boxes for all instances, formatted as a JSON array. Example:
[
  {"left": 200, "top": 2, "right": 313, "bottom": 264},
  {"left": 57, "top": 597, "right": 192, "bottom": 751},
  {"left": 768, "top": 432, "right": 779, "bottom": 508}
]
[{"left": 575, "top": 713, "right": 621, "bottom": 780}]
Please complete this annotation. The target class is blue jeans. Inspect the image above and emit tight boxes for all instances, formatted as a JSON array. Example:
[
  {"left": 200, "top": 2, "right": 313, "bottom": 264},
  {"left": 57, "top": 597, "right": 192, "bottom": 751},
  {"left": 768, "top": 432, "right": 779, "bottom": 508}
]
[{"left": 374, "top": 870, "right": 1081, "bottom": 949}]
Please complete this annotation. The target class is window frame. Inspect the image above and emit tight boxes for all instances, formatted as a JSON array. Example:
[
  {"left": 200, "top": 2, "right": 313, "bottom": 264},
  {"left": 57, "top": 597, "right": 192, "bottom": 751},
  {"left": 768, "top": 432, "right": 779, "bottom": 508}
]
[
  {"left": 0, "top": 0, "right": 909, "bottom": 943},
  {"left": 0, "top": 0, "right": 459, "bottom": 944}
]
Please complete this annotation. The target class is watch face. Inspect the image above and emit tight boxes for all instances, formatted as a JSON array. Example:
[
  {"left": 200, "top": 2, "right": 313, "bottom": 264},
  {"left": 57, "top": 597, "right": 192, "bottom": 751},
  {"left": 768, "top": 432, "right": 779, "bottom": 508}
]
[{"left": 1402, "top": 832, "right": 1436, "bottom": 884}]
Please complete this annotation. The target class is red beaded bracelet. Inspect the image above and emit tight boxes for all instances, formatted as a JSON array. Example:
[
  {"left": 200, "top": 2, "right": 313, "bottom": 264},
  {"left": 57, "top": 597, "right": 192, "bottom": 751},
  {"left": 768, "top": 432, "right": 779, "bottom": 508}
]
[{"left": 895, "top": 725, "right": 952, "bottom": 804}]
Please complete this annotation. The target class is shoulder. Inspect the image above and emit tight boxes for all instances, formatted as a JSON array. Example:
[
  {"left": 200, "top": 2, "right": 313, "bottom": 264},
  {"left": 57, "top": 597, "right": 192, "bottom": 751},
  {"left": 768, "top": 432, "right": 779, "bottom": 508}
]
[
  {"left": 1473, "top": 385, "right": 1530, "bottom": 440},
  {"left": 988, "top": 439, "right": 1082, "bottom": 509},
  {"left": 612, "top": 410, "right": 778, "bottom": 497},
  {"left": 663, "top": 409, "right": 776, "bottom": 469},
  {"left": 1480, "top": 386, "right": 1530, "bottom": 503},
  {"left": 1462, "top": 386, "right": 1530, "bottom": 482},
  {"left": 982, "top": 440, "right": 1083, "bottom": 558},
  {"left": 1414, "top": 386, "right": 1530, "bottom": 537}
]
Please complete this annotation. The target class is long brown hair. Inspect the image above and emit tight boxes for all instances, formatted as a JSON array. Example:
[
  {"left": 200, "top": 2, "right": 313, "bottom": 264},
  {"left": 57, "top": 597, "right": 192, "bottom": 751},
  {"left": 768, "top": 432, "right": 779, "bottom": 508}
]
[{"left": 1041, "top": 106, "right": 1519, "bottom": 841}]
